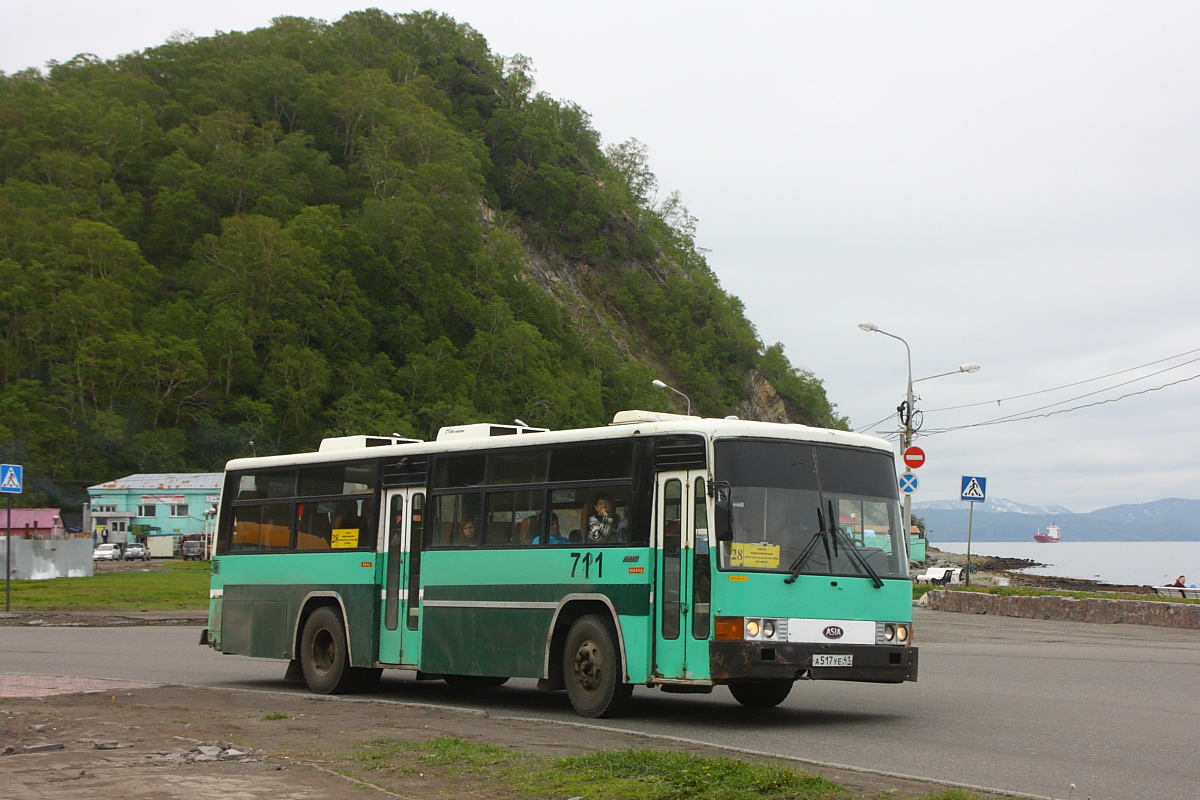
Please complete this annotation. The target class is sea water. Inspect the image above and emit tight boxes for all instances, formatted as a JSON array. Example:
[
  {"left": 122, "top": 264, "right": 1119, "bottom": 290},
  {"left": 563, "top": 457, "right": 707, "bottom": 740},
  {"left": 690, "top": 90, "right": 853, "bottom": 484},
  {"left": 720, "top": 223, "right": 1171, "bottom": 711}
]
[{"left": 928, "top": 540, "right": 1200, "bottom": 587}]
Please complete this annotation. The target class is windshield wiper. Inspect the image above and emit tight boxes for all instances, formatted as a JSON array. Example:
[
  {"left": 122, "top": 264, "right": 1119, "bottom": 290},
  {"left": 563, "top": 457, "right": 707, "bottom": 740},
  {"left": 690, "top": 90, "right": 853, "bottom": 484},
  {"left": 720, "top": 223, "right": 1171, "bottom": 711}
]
[
  {"left": 784, "top": 502, "right": 884, "bottom": 588},
  {"left": 824, "top": 499, "right": 884, "bottom": 588},
  {"left": 783, "top": 506, "right": 834, "bottom": 584}
]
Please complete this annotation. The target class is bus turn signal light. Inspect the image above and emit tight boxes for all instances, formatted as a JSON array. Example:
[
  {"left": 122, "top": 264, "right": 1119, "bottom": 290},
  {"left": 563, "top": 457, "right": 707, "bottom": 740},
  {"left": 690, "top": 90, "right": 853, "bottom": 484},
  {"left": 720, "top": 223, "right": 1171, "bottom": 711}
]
[{"left": 714, "top": 616, "right": 744, "bottom": 640}]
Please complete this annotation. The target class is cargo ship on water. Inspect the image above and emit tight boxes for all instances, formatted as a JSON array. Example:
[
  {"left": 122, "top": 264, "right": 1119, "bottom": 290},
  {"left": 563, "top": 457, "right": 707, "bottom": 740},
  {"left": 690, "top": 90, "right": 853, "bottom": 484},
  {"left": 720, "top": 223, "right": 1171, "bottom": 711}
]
[{"left": 1033, "top": 524, "right": 1061, "bottom": 543}]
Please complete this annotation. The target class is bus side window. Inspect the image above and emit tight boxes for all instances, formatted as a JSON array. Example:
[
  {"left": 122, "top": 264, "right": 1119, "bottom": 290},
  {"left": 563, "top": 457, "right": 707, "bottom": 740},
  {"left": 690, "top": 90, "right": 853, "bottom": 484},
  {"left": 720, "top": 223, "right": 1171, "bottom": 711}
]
[
  {"left": 431, "top": 493, "right": 481, "bottom": 547},
  {"left": 231, "top": 503, "right": 291, "bottom": 552},
  {"left": 295, "top": 502, "right": 332, "bottom": 551}
]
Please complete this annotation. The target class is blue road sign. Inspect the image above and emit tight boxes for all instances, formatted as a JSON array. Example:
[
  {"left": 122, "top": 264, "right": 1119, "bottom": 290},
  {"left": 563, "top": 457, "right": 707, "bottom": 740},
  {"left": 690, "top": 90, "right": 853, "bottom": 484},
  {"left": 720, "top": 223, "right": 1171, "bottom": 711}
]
[
  {"left": 899, "top": 473, "right": 919, "bottom": 494},
  {"left": 961, "top": 475, "right": 987, "bottom": 502},
  {"left": 0, "top": 464, "right": 22, "bottom": 494}
]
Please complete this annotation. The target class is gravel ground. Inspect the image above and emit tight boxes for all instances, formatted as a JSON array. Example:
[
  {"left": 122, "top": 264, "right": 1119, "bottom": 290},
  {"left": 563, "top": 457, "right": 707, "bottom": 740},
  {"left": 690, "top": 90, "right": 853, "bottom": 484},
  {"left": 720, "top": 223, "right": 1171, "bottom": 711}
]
[{"left": 0, "top": 682, "right": 1010, "bottom": 800}]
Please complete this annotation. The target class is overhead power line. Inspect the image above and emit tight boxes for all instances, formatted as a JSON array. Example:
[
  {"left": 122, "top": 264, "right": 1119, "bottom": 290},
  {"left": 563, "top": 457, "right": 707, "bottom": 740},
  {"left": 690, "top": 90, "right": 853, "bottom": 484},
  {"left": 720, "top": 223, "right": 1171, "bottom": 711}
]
[
  {"left": 924, "top": 347, "right": 1200, "bottom": 413},
  {"left": 922, "top": 372, "right": 1200, "bottom": 437}
]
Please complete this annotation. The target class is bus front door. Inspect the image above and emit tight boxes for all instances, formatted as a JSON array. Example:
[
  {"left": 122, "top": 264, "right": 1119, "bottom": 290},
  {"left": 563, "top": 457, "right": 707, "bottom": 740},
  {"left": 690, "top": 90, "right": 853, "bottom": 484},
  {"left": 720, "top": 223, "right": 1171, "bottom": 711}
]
[
  {"left": 377, "top": 489, "right": 425, "bottom": 666},
  {"left": 654, "top": 472, "right": 706, "bottom": 680}
]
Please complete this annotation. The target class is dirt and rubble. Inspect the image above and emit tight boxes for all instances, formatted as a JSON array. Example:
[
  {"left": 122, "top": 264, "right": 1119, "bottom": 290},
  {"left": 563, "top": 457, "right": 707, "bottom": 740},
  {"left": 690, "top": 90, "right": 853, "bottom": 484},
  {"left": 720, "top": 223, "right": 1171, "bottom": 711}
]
[{"left": 0, "top": 681, "right": 1009, "bottom": 800}]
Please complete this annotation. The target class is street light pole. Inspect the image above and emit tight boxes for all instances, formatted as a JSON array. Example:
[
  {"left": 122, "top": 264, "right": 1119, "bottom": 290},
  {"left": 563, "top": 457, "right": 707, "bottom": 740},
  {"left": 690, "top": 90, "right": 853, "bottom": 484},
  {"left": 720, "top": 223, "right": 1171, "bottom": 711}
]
[
  {"left": 858, "top": 323, "right": 916, "bottom": 555},
  {"left": 651, "top": 379, "right": 692, "bottom": 417},
  {"left": 858, "top": 322, "right": 980, "bottom": 562}
]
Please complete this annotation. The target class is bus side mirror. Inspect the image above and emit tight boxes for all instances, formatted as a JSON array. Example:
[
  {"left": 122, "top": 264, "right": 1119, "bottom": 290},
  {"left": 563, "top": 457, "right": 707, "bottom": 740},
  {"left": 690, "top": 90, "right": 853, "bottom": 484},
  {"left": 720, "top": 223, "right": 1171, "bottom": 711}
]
[{"left": 712, "top": 484, "right": 733, "bottom": 543}]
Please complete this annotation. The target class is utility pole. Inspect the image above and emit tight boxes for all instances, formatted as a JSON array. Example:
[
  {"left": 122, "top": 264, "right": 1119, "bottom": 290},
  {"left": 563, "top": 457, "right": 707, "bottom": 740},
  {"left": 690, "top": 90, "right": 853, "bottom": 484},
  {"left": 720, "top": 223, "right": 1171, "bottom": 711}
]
[{"left": 858, "top": 323, "right": 979, "bottom": 563}]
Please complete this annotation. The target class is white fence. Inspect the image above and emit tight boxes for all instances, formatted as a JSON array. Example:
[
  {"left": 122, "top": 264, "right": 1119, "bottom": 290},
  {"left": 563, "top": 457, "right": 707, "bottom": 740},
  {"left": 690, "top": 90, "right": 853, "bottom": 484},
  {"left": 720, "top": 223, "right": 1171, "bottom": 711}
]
[{"left": 1, "top": 537, "right": 94, "bottom": 580}]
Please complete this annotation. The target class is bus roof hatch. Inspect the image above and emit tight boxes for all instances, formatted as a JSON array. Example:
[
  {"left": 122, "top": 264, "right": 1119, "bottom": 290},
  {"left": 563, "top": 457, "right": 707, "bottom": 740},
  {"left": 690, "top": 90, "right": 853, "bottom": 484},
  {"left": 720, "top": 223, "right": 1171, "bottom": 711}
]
[
  {"left": 436, "top": 423, "right": 549, "bottom": 441},
  {"left": 319, "top": 435, "right": 422, "bottom": 452}
]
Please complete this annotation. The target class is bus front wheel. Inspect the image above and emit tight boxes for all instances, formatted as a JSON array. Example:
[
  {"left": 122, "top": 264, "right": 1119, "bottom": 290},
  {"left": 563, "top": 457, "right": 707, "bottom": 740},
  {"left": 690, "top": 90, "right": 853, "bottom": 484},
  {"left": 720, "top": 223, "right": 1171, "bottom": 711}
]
[
  {"left": 563, "top": 614, "right": 632, "bottom": 718},
  {"left": 300, "top": 606, "right": 357, "bottom": 694},
  {"left": 729, "top": 680, "right": 793, "bottom": 708}
]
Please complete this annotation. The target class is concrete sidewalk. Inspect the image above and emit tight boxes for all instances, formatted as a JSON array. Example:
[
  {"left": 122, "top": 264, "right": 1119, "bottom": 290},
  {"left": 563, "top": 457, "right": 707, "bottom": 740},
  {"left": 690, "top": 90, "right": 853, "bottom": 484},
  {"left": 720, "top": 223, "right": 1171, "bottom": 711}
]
[
  {"left": 0, "top": 673, "right": 161, "bottom": 699},
  {"left": 0, "top": 610, "right": 207, "bottom": 627}
]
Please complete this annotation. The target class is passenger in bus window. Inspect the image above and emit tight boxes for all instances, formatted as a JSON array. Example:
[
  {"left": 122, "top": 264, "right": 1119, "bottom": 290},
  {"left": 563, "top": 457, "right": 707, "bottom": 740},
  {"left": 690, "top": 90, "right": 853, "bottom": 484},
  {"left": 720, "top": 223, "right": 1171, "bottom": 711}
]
[
  {"left": 459, "top": 520, "right": 478, "bottom": 546},
  {"left": 333, "top": 500, "right": 362, "bottom": 531},
  {"left": 533, "top": 513, "right": 569, "bottom": 545},
  {"left": 588, "top": 493, "right": 626, "bottom": 543}
]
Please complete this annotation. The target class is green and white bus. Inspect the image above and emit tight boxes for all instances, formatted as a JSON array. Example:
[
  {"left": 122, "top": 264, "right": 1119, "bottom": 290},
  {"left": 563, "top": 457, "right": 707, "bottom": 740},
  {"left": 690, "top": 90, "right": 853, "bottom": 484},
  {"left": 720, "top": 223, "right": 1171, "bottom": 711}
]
[{"left": 201, "top": 410, "right": 917, "bottom": 717}]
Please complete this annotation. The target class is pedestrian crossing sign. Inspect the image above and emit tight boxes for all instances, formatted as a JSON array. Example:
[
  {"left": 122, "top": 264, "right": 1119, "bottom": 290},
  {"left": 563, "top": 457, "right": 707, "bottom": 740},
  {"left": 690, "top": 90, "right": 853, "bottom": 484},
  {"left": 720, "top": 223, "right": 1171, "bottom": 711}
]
[
  {"left": 960, "top": 475, "right": 986, "bottom": 502},
  {"left": 1, "top": 464, "right": 22, "bottom": 494}
]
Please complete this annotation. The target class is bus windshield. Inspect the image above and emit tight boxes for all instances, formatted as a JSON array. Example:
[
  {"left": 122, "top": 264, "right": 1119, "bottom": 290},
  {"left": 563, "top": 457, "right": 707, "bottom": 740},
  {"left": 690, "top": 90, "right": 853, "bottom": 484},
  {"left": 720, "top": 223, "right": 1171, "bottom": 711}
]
[{"left": 714, "top": 440, "right": 908, "bottom": 580}]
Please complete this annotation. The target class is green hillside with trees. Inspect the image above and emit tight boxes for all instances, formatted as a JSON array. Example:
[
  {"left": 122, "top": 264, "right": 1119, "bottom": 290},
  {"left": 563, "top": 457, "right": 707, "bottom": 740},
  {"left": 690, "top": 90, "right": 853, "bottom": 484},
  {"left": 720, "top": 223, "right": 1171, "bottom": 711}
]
[{"left": 0, "top": 9, "right": 844, "bottom": 506}]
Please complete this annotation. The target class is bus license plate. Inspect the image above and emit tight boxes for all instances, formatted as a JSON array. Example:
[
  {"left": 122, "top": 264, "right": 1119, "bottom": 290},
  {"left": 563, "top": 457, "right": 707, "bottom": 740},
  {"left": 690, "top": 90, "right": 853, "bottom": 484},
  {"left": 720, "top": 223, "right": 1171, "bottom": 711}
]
[{"left": 812, "top": 654, "right": 852, "bottom": 667}]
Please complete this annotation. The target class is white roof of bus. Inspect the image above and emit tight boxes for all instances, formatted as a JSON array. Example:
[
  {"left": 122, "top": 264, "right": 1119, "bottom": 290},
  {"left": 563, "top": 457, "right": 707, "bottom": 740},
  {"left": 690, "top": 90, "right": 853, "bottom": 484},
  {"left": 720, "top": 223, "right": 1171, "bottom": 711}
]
[{"left": 223, "top": 412, "right": 893, "bottom": 472}]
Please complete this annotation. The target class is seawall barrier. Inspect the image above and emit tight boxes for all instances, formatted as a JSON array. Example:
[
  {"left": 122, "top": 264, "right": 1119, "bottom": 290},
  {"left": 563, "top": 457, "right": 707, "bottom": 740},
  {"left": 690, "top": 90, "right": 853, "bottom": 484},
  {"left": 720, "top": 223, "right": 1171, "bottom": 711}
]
[{"left": 920, "top": 590, "right": 1200, "bottom": 630}]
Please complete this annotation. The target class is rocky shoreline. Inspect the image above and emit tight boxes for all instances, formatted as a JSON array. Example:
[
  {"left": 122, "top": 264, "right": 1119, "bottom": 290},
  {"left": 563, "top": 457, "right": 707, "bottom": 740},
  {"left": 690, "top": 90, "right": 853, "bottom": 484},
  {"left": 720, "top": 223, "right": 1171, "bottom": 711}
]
[{"left": 924, "top": 546, "right": 1154, "bottom": 595}]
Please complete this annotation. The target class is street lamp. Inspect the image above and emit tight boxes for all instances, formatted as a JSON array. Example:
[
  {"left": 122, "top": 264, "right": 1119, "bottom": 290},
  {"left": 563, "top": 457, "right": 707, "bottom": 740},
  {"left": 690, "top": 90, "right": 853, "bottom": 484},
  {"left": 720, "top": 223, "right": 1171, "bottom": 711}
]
[
  {"left": 651, "top": 379, "right": 692, "bottom": 417},
  {"left": 915, "top": 363, "right": 981, "bottom": 383},
  {"left": 858, "top": 322, "right": 979, "bottom": 561}
]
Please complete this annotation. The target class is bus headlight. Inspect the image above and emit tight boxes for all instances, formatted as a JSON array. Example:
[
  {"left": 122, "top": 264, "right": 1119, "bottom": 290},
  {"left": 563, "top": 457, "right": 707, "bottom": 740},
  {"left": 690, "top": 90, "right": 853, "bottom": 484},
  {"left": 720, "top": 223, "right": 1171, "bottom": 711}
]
[
  {"left": 762, "top": 621, "right": 776, "bottom": 639},
  {"left": 876, "top": 621, "right": 912, "bottom": 644},
  {"left": 745, "top": 619, "right": 761, "bottom": 638}
]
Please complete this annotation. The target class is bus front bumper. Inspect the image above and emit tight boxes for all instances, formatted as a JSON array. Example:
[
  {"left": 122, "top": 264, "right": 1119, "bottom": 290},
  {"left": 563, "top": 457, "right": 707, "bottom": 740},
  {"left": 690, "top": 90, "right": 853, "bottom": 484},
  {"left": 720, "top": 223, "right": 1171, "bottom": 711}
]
[{"left": 711, "top": 641, "right": 918, "bottom": 683}]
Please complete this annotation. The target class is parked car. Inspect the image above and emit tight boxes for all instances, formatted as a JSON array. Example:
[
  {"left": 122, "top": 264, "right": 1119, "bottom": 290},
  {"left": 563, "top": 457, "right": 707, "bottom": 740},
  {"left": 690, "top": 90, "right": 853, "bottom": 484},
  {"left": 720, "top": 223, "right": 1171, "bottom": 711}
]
[
  {"left": 179, "top": 539, "right": 206, "bottom": 561},
  {"left": 124, "top": 543, "right": 151, "bottom": 561},
  {"left": 93, "top": 543, "right": 123, "bottom": 561}
]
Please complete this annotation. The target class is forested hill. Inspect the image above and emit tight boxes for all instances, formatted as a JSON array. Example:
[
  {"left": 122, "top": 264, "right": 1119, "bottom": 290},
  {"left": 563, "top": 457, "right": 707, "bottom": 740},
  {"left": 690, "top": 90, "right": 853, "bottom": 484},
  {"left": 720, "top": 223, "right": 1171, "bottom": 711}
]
[{"left": 0, "top": 10, "right": 845, "bottom": 506}]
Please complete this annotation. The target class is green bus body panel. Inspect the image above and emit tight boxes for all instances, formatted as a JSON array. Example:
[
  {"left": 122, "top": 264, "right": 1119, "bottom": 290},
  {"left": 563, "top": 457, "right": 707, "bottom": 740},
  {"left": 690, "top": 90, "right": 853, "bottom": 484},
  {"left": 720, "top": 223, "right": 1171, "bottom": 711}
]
[
  {"left": 418, "top": 549, "right": 654, "bottom": 680},
  {"left": 211, "top": 553, "right": 378, "bottom": 667},
  {"left": 711, "top": 572, "right": 914, "bottom": 621},
  {"left": 208, "top": 553, "right": 913, "bottom": 682}
]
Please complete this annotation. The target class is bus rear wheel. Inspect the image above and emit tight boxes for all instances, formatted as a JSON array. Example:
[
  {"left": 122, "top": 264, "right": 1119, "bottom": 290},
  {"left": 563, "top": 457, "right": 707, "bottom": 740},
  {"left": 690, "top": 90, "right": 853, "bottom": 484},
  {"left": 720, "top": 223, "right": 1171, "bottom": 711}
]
[
  {"left": 563, "top": 614, "right": 632, "bottom": 718},
  {"left": 300, "top": 606, "right": 357, "bottom": 694},
  {"left": 729, "top": 680, "right": 793, "bottom": 708}
]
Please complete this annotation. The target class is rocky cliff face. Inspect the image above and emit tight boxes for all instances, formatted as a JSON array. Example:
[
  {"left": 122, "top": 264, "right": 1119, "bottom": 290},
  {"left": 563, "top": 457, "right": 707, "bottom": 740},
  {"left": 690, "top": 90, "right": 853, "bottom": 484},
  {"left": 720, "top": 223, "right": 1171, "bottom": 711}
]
[
  {"left": 731, "top": 370, "right": 821, "bottom": 425},
  {"left": 520, "top": 236, "right": 813, "bottom": 426}
]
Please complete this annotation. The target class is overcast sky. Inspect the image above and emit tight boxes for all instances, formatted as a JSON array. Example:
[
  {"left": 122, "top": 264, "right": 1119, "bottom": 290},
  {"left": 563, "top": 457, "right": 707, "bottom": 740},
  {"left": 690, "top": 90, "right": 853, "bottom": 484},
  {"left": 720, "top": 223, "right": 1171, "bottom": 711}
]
[{"left": 6, "top": 1, "right": 1199, "bottom": 514}]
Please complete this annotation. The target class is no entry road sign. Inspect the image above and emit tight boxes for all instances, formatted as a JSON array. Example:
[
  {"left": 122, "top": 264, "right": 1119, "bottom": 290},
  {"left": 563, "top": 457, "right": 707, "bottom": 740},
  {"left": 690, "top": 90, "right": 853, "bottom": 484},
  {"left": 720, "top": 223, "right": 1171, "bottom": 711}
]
[{"left": 902, "top": 446, "right": 925, "bottom": 469}]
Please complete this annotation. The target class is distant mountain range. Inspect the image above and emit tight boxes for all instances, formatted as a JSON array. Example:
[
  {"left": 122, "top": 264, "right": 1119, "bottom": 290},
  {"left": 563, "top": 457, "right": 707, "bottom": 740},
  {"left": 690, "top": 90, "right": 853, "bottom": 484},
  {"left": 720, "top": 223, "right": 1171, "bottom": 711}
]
[
  {"left": 913, "top": 498, "right": 1073, "bottom": 515},
  {"left": 912, "top": 497, "right": 1200, "bottom": 542}
]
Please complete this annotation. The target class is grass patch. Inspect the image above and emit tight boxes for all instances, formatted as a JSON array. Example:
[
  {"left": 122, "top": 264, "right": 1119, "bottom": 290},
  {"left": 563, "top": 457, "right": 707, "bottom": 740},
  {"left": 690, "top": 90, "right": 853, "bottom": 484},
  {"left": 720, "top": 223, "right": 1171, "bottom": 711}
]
[
  {"left": 6, "top": 561, "right": 210, "bottom": 610},
  {"left": 261, "top": 712, "right": 290, "bottom": 721},
  {"left": 323, "top": 736, "right": 991, "bottom": 799}
]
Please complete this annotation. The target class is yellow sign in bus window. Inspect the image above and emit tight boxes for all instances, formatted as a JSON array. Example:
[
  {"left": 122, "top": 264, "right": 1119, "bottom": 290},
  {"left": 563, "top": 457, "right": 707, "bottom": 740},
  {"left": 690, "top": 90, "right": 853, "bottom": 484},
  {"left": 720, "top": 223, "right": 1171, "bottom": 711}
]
[
  {"left": 331, "top": 528, "right": 360, "bottom": 549},
  {"left": 728, "top": 543, "right": 780, "bottom": 569}
]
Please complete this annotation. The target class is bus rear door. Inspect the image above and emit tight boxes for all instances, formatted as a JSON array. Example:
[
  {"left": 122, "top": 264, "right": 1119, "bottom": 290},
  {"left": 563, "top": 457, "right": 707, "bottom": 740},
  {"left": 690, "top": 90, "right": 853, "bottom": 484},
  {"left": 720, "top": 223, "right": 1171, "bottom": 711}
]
[{"left": 378, "top": 488, "right": 425, "bottom": 666}]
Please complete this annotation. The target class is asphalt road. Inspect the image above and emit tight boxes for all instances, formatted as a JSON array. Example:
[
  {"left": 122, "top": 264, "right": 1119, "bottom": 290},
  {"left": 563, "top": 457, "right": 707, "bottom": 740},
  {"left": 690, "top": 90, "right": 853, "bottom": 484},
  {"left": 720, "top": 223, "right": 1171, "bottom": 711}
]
[{"left": 4, "top": 608, "right": 1198, "bottom": 800}]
